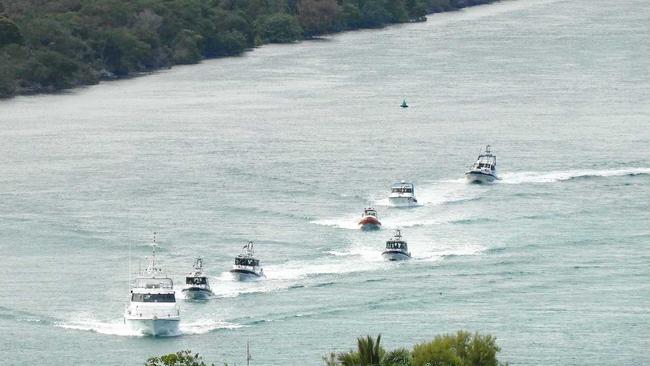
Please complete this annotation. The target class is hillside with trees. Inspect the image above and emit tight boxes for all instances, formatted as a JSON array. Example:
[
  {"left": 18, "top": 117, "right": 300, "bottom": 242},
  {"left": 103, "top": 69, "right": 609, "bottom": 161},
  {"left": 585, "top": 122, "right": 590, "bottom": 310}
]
[{"left": 0, "top": 0, "right": 497, "bottom": 98}]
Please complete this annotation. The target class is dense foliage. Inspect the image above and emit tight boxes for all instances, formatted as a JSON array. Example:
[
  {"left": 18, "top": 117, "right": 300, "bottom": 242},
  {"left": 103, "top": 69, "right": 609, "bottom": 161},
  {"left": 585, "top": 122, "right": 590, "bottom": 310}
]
[
  {"left": 145, "top": 350, "right": 215, "bottom": 366},
  {"left": 0, "top": 0, "right": 496, "bottom": 98},
  {"left": 145, "top": 332, "right": 505, "bottom": 366},
  {"left": 324, "top": 332, "right": 506, "bottom": 366}
]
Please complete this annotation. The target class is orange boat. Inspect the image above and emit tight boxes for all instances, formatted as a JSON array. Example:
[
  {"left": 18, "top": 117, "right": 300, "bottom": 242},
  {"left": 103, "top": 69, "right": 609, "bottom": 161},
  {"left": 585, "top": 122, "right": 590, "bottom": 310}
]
[{"left": 358, "top": 207, "right": 381, "bottom": 230}]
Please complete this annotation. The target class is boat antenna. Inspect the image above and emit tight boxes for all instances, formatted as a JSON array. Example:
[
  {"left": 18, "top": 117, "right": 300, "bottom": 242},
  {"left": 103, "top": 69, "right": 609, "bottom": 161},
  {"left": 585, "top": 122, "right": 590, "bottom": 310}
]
[
  {"left": 151, "top": 232, "right": 158, "bottom": 269},
  {"left": 128, "top": 239, "right": 132, "bottom": 289},
  {"left": 247, "top": 340, "right": 252, "bottom": 366}
]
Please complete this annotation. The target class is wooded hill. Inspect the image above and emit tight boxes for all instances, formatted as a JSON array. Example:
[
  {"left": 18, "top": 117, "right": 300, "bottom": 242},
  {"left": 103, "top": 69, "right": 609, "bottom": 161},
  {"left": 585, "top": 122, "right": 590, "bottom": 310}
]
[{"left": 0, "top": 0, "right": 496, "bottom": 98}]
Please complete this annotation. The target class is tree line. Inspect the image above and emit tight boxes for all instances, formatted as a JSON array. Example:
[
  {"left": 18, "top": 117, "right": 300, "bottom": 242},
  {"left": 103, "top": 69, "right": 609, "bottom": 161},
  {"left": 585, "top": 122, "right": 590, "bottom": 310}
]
[
  {"left": 0, "top": 0, "right": 496, "bottom": 98},
  {"left": 144, "top": 331, "right": 507, "bottom": 366}
]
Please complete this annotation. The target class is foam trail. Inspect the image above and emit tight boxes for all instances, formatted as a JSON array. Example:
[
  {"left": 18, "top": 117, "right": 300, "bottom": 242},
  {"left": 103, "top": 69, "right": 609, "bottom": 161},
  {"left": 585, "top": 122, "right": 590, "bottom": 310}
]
[
  {"left": 416, "top": 181, "right": 483, "bottom": 206},
  {"left": 180, "top": 320, "right": 243, "bottom": 334},
  {"left": 56, "top": 318, "right": 143, "bottom": 337},
  {"left": 408, "top": 238, "right": 486, "bottom": 262},
  {"left": 500, "top": 167, "right": 650, "bottom": 184},
  {"left": 310, "top": 213, "right": 360, "bottom": 230},
  {"left": 56, "top": 316, "right": 241, "bottom": 336}
]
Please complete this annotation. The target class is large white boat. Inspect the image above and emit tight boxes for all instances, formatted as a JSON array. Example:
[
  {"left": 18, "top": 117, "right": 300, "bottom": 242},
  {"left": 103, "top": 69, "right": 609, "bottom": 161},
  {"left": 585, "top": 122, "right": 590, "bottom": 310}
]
[
  {"left": 465, "top": 145, "right": 499, "bottom": 184},
  {"left": 182, "top": 257, "right": 214, "bottom": 300},
  {"left": 124, "top": 237, "right": 180, "bottom": 336},
  {"left": 388, "top": 181, "right": 418, "bottom": 207},
  {"left": 382, "top": 228, "right": 411, "bottom": 261},
  {"left": 229, "top": 241, "right": 265, "bottom": 281}
]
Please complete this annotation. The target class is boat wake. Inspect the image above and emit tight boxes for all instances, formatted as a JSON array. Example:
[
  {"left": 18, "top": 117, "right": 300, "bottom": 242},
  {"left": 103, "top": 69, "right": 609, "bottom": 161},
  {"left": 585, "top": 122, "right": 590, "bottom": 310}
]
[
  {"left": 55, "top": 318, "right": 143, "bottom": 337},
  {"left": 179, "top": 319, "right": 243, "bottom": 334},
  {"left": 311, "top": 180, "right": 483, "bottom": 229},
  {"left": 500, "top": 167, "right": 650, "bottom": 184},
  {"left": 55, "top": 316, "right": 241, "bottom": 337},
  {"left": 410, "top": 240, "right": 486, "bottom": 261}
]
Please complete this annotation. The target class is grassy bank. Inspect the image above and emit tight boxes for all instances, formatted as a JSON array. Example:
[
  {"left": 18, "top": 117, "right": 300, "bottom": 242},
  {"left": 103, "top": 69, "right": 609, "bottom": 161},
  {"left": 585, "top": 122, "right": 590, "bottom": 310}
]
[{"left": 0, "top": 0, "right": 496, "bottom": 98}]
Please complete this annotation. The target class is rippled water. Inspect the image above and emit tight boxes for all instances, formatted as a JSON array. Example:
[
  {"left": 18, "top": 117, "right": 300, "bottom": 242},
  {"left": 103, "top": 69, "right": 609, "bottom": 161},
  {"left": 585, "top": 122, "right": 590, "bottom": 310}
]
[{"left": 1, "top": 0, "right": 649, "bottom": 364}]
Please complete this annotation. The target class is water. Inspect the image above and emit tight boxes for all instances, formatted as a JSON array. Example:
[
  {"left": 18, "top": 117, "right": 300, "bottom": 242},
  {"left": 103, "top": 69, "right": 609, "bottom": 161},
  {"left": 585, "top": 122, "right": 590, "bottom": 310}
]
[{"left": 1, "top": 0, "right": 649, "bottom": 364}]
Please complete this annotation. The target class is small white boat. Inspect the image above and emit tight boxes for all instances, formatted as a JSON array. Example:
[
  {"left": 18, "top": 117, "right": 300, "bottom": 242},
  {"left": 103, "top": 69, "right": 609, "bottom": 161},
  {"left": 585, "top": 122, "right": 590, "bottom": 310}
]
[
  {"left": 465, "top": 145, "right": 498, "bottom": 184},
  {"left": 124, "top": 235, "right": 180, "bottom": 336},
  {"left": 229, "top": 241, "right": 265, "bottom": 281},
  {"left": 382, "top": 228, "right": 411, "bottom": 261},
  {"left": 388, "top": 181, "right": 418, "bottom": 207},
  {"left": 182, "top": 258, "right": 214, "bottom": 300}
]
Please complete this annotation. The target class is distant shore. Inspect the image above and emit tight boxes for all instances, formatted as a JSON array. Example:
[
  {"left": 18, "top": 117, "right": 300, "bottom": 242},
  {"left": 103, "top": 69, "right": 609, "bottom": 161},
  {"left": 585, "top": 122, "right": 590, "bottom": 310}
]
[{"left": 0, "top": 0, "right": 497, "bottom": 99}]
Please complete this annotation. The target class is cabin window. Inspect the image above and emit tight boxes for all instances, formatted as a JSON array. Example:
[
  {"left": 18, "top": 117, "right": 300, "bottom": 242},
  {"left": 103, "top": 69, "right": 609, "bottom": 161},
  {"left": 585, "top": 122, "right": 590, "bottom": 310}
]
[
  {"left": 131, "top": 293, "right": 176, "bottom": 302},
  {"left": 186, "top": 277, "right": 207, "bottom": 285},
  {"left": 235, "top": 258, "right": 259, "bottom": 266},
  {"left": 134, "top": 278, "right": 173, "bottom": 289}
]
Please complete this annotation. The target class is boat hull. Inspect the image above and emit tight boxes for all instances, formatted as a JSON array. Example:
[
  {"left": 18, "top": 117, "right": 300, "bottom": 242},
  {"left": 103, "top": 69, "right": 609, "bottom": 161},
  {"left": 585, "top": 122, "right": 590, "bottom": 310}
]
[
  {"left": 125, "top": 318, "right": 180, "bottom": 336},
  {"left": 182, "top": 287, "right": 214, "bottom": 300},
  {"left": 358, "top": 217, "right": 381, "bottom": 230},
  {"left": 465, "top": 171, "right": 497, "bottom": 184},
  {"left": 388, "top": 197, "right": 418, "bottom": 207},
  {"left": 230, "top": 269, "right": 264, "bottom": 281},
  {"left": 382, "top": 250, "right": 411, "bottom": 261}
]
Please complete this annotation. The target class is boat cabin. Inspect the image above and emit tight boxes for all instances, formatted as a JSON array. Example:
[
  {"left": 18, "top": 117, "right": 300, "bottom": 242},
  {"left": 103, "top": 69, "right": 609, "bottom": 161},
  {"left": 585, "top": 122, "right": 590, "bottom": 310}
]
[
  {"left": 472, "top": 146, "right": 496, "bottom": 171},
  {"left": 363, "top": 207, "right": 378, "bottom": 217}
]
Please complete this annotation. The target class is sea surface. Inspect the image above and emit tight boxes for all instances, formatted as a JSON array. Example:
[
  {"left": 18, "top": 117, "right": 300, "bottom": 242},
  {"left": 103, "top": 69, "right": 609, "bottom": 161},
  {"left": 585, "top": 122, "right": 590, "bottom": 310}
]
[{"left": 1, "top": 0, "right": 649, "bottom": 365}]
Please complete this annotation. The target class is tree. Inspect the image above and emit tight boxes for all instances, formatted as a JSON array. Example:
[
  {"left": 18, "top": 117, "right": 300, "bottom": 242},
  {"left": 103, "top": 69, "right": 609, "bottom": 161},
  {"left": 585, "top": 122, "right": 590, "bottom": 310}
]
[
  {"left": 360, "top": 0, "right": 391, "bottom": 28},
  {"left": 296, "top": 0, "right": 341, "bottom": 36},
  {"left": 18, "top": 48, "right": 81, "bottom": 90},
  {"left": 357, "top": 334, "right": 384, "bottom": 366},
  {"left": 145, "top": 350, "right": 215, "bottom": 366},
  {"left": 411, "top": 331, "right": 503, "bottom": 366},
  {"left": 0, "top": 16, "right": 23, "bottom": 46},
  {"left": 255, "top": 13, "right": 303, "bottom": 43},
  {"left": 172, "top": 29, "right": 203, "bottom": 64}
]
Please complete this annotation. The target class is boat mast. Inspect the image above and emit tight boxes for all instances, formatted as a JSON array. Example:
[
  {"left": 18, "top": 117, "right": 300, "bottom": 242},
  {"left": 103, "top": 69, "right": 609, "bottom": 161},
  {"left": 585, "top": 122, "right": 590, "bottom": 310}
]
[
  {"left": 151, "top": 232, "right": 157, "bottom": 269},
  {"left": 246, "top": 340, "right": 252, "bottom": 366}
]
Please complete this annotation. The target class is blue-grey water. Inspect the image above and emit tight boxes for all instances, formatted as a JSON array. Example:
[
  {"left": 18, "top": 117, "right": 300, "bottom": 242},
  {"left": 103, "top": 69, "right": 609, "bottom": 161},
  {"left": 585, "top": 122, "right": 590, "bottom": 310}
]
[{"left": 1, "top": 0, "right": 649, "bottom": 365}]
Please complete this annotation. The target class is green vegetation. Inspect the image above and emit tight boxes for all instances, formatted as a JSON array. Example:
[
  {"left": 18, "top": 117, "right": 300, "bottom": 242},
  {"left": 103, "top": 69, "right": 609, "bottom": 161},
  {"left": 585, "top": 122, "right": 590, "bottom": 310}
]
[
  {"left": 324, "top": 332, "right": 506, "bottom": 366},
  {"left": 145, "top": 350, "right": 216, "bottom": 366},
  {"left": 0, "top": 0, "right": 497, "bottom": 98},
  {"left": 145, "top": 331, "right": 506, "bottom": 366}
]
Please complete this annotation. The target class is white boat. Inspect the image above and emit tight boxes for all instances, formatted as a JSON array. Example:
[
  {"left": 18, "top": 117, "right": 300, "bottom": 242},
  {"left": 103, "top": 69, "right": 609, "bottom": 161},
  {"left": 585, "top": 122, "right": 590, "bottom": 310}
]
[
  {"left": 229, "top": 241, "right": 265, "bottom": 281},
  {"left": 465, "top": 145, "right": 498, "bottom": 183},
  {"left": 382, "top": 228, "right": 411, "bottom": 261},
  {"left": 124, "top": 236, "right": 180, "bottom": 336},
  {"left": 182, "top": 258, "right": 214, "bottom": 300},
  {"left": 388, "top": 181, "right": 418, "bottom": 207}
]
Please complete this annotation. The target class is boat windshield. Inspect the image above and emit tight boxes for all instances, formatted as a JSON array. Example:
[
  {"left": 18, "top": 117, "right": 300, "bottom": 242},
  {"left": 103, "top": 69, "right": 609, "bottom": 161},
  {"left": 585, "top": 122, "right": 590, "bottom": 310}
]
[
  {"left": 235, "top": 257, "right": 259, "bottom": 266},
  {"left": 364, "top": 209, "right": 377, "bottom": 216},
  {"left": 131, "top": 293, "right": 176, "bottom": 303},
  {"left": 133, "top": 278, "right": 173, "bottom": 289},
  {"left": 186, "top": 277, "right": 207, "bottom": 285},
  {"left": 391, "top": 186, "right": 413, "bottom": 193},
  {"left": 476, "top": 162, "right": 495, "bottom": 170},
  {"left": 386, "top": 241, "right": 406, "bottom": 250}
]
